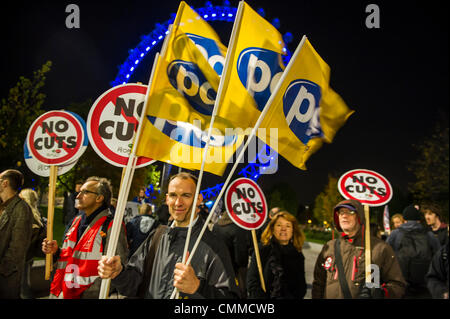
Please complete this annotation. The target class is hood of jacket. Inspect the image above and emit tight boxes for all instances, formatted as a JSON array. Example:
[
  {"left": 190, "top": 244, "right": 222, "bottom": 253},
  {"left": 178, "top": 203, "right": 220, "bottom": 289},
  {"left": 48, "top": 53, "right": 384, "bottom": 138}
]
[
  {"left": 333, "top": 199, "right": 365, "bottom": 232},
  {"left": 398, "top": 220, "right": 426, "bottom": 232},
  {"left": 217, "top": 211, "right": 233, "bottom": 226}
]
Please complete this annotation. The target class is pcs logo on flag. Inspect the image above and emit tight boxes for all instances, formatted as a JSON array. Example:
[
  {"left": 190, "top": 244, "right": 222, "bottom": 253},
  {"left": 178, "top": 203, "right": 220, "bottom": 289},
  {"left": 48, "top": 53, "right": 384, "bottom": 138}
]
[
  {"left": 167, "top": 60, "right": 217, "bottom": 116},
  {"left": 237, "top": 47, "right": 284, "bottom": 111},
  {"left": 186, "top": 33, "right": 225, "bottom": 76},
  {"left": 283, "top": 79, "right": 323, "bottom": 144}
]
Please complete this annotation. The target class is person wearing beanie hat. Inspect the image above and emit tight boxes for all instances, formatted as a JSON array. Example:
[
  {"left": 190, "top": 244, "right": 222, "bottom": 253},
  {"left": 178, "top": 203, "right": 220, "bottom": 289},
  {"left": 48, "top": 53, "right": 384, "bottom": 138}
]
[
  {"left": 387, "top": 204, "right": 441, "bottom": 298},
  {"left": 312, "top": 199, "right": 406, "bottom": 299},
  {"left": 402, "top": 205, "right": 422, "bottom": 221}
]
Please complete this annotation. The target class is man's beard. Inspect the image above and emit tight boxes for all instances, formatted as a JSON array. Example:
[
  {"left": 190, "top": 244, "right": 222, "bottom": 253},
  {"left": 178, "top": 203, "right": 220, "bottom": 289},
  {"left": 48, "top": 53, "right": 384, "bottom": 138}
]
[{"left": 174, "top": 203, "right": 196, "bottom": 226}]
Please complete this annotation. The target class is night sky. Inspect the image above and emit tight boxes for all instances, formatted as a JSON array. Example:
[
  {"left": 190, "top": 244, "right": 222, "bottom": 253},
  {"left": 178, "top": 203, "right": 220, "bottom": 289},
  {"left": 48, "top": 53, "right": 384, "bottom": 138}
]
[{"left": 1, "top": 0, "right": 448, "bottom": 211}]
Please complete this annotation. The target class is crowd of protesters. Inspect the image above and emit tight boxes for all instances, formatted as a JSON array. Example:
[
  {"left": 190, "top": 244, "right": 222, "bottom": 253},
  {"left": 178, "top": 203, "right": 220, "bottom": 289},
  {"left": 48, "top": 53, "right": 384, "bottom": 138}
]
[{"left": 0, "top": 168, "right": 448, "bottom": 299}]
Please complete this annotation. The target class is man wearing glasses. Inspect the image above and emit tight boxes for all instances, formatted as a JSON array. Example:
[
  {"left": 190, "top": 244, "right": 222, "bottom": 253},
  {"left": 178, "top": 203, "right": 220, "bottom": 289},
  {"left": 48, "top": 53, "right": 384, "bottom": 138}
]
[
  {"left": 312, "top": 199, "right": 406, "bottom": 299},
  {"left": 42, "top": 176, "right": 128, "bottom": 299}
]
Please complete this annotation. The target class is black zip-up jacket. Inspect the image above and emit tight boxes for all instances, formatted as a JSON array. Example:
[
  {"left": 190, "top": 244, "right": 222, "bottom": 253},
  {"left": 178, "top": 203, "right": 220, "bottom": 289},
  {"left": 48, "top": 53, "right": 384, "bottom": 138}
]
[
  {"left": 426, "top": 242, "right": 449, "bottom": 298},
  {"left": 113, "top": 218, "right": 240, "bottom": 299},
  {"left": 247, "top": 240, "right": 307, "bottom": 299}
]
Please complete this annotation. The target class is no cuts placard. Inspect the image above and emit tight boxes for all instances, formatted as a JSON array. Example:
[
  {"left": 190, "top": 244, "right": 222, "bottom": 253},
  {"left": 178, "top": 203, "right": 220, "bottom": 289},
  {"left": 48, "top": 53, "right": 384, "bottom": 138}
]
[
  {"left": 87, "top": 83, "right": 154, "bottom": 168},
  {"left": 26, "top": 110, "right": 88, "bottom": 166},
  {"left": 337, "top": 169, "right": 393, "bottom": 207},
  {"left": 225, "top": 178, "right": 268, "bottom": 230}
]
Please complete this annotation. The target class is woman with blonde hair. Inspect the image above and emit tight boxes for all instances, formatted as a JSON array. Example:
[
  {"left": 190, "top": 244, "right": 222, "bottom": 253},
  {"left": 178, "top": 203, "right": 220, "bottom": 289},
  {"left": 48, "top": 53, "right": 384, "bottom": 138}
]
[
  {"left": 19, "top": 188, "right": 43, "bottom": 229},
  {"left": 247, "top": 211, "right": 307, "bottom": 299},
  {"left": 391, "top": 213, "right": 405, "bottom": 229},
  {"left": 19, "top": 188, "right": 45, "bottom": 298}
]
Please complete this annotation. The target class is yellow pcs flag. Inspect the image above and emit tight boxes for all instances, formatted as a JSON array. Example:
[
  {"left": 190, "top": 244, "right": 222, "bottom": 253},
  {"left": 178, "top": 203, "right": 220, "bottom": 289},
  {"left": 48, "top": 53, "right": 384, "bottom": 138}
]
[
  {"left": 144, "top": 1, "right": 228, "bottom": 130},
  {"left": 135, "top": 2, "right": 243, "bottom": 176},
  {"left": 216, "top": 1, "right": 286, "bottom": 130},
  {"left": 259, "top": 37, "right": 354, "bottom": 170}
]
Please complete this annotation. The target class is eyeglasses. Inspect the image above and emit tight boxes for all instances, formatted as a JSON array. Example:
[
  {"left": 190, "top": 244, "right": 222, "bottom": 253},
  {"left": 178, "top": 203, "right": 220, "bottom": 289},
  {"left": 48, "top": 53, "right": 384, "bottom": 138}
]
[
  {"left": 79, "top": 189, "right": 99, "bottom": 196},
  {"left": 337, "top": 210, "right": 356, "bottom": 216}
]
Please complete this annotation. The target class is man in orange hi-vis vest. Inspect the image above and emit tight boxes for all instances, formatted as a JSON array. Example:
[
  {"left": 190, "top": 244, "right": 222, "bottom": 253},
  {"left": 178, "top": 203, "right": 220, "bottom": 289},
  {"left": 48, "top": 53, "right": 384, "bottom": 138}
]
[{"left": 42, "top": 176, "right": 128, "bottom": 299}]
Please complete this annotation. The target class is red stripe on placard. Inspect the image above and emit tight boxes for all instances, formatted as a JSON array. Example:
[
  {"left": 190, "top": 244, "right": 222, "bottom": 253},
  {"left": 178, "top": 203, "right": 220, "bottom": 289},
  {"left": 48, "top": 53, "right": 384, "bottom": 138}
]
[
  {"left": 347, "top": 172, "right": 382, "bottom": 199},
  {"left": 339, "top": 169, "right": 392, "bottom": 206},
  {"left": 120, "top": 108, "right": 139, "bottom": 130},
  {"left": 43, "top": 128, "right": 72, "bottom": 155},
  {"left": 28, "top": 111, "right": 83, "bottom": 165},
  {"left": 89, "top": 84, "right": 149, "bottom": 166},
  {"left": 225, "top": 178, "right": 267, "bottom": 230}
]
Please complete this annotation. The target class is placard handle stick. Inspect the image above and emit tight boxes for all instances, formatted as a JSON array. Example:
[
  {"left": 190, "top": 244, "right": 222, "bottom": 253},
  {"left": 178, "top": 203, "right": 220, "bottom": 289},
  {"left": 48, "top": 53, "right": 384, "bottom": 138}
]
[
  {"left": 364, "top": 205, "right": 372, "bottom": 284},
  {"left": 99, "top": 165, "right": 127, "bottom": 298},
  {"left": 45, "top": 165, "right": 58, "bottom": 280},
  {"left": 251, "top": 229, "right": 266, "bottom": 292},
  {"left": 120, "top": 166, "right": 127, "bottom": 188}
]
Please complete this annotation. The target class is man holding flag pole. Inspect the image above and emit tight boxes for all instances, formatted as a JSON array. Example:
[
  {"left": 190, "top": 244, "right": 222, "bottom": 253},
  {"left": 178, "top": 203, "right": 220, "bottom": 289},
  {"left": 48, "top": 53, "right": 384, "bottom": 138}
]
[
  {"left": 98, "top": 1, "right": 240, "bottom": 299},
  {"left": 98, "top": 171, "right": 240, "bottom": 299}
]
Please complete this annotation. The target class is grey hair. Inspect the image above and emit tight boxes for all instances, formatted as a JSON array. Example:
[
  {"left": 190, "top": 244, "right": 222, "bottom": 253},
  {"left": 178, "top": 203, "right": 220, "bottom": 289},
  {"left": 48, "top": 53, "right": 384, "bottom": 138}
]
[
  {"left": 85, "top": 176, "right": 112, "bottom": 206},
  {"left": 168, "top": 172, "right": 198, "bottom": 186}
]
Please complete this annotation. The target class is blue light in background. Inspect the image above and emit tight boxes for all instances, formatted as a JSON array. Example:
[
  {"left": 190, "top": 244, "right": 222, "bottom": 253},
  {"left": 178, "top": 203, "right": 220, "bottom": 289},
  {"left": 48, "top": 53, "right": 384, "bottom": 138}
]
[{"left": 111, "top": 2, "right": 291, "bottom": 86}]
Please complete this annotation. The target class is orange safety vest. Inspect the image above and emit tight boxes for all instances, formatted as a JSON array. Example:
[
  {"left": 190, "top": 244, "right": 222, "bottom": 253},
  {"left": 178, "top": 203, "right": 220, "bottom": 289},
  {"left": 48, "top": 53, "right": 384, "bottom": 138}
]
[{"left": 50, "top": 214, "right": 110, "bottom": 299}]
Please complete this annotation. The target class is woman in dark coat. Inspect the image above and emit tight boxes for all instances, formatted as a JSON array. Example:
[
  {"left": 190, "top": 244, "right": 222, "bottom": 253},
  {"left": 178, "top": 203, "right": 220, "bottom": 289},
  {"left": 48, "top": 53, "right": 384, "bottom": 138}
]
[{"left": 247, "top": 211, "right": 307, "bottom": 299}]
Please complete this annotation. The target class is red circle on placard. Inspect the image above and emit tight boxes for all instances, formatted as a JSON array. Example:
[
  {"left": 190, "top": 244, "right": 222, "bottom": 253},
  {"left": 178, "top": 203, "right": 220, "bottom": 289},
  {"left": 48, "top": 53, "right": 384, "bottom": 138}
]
[
  {"left": 27, "top": 111, "right": 83, "bottom": 165},
  {"left": 88, "top": 84, "right": 152, "bottom": 167},
  {"left": 338, "top": 169, "right": 393, "bottom": 206},
  {"left": 225, "top": 178, "right": 268, "bottom": 230}
]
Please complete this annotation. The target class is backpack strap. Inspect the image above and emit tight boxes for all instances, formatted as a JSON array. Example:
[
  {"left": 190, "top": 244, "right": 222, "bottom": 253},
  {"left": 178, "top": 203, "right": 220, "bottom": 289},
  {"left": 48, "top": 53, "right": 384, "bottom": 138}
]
[
  {"left": 101, "top": 214, "right": 114, "bottom": 252},
  {"left": 334, "top": 239, "right": 353, "bottom": 299},
  {"left": 137, "top": 224, "right": 168, "bottom": 298}
]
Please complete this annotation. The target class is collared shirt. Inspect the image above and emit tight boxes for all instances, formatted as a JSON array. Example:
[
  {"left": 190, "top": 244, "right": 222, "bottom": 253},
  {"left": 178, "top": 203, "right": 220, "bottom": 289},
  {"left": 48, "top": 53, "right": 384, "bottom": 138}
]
[
  {"left": 0, "top": 196, "right": 15, "bottom": 215},
  {"left": 76, "top": 204, "right": 108, "bottom": 243}
]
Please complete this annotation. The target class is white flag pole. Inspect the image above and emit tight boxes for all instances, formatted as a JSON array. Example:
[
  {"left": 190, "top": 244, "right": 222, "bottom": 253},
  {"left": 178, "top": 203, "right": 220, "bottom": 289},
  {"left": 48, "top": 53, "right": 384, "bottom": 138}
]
[
  {"left": 185, "top": 35, "right": 308, "bottom": 269},
  {"left": 98, "top": 52, "right": 160, "bottom": 299},
  {"left": 170, "top": 1, "right": 246, "bottom": 300}
]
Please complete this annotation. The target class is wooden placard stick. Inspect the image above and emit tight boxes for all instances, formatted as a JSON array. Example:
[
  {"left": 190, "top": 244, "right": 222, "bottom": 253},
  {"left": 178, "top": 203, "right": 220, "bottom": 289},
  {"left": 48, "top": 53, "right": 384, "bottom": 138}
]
[
  {"left": 251, "top": 229, "right": 266, "bottom": 293},
  {"left": 45, "top": 165, "right": 58, "bottom": 280},
  {"left": 364, "top": 204, "right": 372, "bottom": 285}
]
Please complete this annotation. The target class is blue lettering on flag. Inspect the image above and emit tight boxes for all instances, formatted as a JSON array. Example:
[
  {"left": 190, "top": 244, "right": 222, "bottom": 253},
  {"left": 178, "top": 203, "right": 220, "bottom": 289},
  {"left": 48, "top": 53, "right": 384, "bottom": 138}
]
[
  {"left": 283, "top": 79, "right": 323, "bottom": 144},
  {"left": 237, "top": 47, "right": 284, "bottom": 111},
  {"left": 186, "top": 33, "right": 225, "bottom": 76}
]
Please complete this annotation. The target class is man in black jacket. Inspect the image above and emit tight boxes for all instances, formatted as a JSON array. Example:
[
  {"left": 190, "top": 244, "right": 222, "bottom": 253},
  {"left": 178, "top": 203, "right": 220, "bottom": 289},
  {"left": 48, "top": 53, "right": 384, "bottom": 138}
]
[
  {"left": 98, "top": 172, "right": 239, "bottom": 299},
  {"left": 0, "top": 169, "right": 33, "bottom": 299},
  {"left": 387, "top": 205, "right": 440, "bottom": 298}
]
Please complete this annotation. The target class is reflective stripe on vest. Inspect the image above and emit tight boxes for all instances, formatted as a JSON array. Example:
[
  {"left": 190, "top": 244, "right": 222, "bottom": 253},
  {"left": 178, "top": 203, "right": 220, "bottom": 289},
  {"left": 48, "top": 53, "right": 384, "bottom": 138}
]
[{"left": 50, "top": 214, "right": 109, "bottom": 299}]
